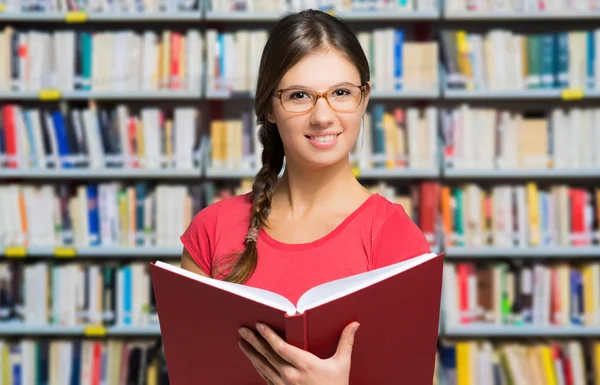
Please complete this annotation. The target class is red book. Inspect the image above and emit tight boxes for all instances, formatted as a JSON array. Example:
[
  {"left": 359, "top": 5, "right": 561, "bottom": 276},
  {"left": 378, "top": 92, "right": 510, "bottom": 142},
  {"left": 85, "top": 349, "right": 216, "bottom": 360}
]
[{"left": 150, "top": 252, "right": 444, "bottom": 385}]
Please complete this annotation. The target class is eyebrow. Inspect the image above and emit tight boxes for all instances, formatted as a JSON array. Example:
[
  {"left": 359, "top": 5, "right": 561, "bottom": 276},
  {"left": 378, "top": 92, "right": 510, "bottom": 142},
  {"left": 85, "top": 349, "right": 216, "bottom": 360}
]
[{"left": 284, "top": 81, "right": 358, "bottom": 89}]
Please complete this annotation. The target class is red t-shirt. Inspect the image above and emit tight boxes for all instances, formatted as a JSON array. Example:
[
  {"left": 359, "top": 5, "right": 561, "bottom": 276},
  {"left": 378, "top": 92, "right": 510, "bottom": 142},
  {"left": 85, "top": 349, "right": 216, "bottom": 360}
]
[{"left": 180, "top": 192, "right": 431, "bottom": 306}]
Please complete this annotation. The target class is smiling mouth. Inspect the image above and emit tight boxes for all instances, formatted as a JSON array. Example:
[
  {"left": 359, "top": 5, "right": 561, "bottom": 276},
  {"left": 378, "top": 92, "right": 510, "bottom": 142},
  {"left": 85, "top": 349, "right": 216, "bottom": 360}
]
[{"left": 304, "top": 133, "right": 341, "bottom": 143}]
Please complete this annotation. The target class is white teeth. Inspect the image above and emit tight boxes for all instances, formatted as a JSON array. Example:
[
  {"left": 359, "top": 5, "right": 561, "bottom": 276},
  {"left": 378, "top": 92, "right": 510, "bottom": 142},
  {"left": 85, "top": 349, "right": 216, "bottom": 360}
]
[{"left": 311, "top": 135, "right": 336, "bottom": 143}]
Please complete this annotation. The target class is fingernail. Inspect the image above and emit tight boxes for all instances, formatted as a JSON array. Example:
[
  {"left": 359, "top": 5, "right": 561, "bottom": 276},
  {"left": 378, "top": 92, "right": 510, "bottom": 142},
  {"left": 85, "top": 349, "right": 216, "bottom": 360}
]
[
  {"left": 238, "top": 328, "right": 247, "bottom": 338},
  {"left": 256, "top": 323, "right": 265, "bottom": 333},
  {"left": 354, "top": 323, "right": 360, "bottom": 333}
]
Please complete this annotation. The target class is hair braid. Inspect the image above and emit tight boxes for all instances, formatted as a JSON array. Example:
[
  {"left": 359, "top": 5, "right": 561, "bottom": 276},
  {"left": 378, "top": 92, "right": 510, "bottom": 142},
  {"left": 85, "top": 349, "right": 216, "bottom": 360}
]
[{"left": 222, "top": 121, "right": 284, "bottom": 284}]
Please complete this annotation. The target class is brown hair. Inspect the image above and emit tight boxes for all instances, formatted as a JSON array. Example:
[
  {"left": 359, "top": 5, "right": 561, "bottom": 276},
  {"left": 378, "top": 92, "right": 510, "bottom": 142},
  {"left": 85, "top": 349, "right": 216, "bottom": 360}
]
[{"left": 222, "top": 9, "right": 371, "bottom": 284}]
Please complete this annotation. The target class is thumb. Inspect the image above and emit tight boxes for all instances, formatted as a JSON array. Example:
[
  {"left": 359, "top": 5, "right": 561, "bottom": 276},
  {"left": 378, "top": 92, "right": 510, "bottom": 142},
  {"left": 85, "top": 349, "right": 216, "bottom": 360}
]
[{"left": 334, "top": 322, "right": 360, "bottom": 361}]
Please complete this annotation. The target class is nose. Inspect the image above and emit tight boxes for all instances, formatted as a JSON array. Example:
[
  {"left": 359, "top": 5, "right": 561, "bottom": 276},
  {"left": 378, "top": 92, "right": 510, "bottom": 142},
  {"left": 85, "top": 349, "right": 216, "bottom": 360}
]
[{"left": 309, "top": 96, "right": 335, "bottom": 127}]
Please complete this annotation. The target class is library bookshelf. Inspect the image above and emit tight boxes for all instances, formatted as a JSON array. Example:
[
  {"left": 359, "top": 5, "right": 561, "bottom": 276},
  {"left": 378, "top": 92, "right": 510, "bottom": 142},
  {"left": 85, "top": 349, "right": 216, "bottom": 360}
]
[{"left": 1, "top": 0, "right": 600, "bottom": 383}]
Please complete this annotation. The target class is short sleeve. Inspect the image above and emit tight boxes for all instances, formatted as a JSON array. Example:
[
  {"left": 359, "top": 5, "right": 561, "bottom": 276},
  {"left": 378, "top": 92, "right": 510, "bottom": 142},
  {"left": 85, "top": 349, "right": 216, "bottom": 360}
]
[
  {"left": 180, "top": 201, "right": 223, "bottom": 276},
  {"left": 371, "top": 205, "right": 432, "bottom": 269}
]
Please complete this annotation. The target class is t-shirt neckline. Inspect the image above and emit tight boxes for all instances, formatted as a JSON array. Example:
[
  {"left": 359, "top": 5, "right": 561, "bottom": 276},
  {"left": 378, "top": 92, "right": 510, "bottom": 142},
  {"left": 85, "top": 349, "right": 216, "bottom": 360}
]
[{"left": 258, "top": 193, "right": 381, "bottom": 251}]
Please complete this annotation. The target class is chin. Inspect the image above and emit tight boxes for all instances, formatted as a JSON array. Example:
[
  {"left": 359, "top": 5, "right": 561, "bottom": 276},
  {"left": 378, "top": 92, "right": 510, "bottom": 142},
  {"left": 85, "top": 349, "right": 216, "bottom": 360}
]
[{"left": 299, "top": 151, "right": 350, "bottom": 170}]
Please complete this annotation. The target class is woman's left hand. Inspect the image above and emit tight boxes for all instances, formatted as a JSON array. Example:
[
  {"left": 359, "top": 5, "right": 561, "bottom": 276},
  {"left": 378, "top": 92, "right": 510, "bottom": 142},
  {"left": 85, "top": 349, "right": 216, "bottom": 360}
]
[{"left": 238, "top": 321, "right": 360, "bottom": 385}]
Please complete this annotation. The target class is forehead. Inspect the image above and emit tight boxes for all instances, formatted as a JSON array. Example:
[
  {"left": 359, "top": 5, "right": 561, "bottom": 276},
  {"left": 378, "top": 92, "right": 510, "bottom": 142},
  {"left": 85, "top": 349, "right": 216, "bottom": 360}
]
[{"left": 278, "top": 49, "right": 361, "bottom": 90}]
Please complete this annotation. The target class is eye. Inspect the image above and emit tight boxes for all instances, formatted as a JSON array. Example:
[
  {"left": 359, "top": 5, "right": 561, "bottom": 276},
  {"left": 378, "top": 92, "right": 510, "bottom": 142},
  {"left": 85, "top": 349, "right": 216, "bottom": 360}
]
[
  {"left": 288, "top": 91, "right": 311, "bottom": 100},
  {"left": 331, "top": 88, "right": 351, "bottom": 97}
]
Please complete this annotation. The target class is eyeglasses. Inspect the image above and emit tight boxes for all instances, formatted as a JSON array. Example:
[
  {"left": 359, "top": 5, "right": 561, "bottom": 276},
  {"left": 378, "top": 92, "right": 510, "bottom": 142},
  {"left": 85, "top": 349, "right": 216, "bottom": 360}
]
[{"left": 273, "top": 84, "right": 367, "bottom": 113}]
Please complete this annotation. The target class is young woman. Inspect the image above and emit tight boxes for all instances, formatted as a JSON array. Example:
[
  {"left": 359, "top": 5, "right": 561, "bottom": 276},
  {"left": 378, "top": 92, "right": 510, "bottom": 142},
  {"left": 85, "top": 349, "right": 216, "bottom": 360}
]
[{"left": 180, "top": 9, "right": 431, "bottom": 385}]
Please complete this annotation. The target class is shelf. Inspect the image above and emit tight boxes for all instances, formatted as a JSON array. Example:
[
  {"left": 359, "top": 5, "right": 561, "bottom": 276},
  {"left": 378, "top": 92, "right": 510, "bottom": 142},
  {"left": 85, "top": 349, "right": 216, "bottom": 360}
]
[
  {"left": 0, "top": 11, "right": 201, "bottom": 22},
  {"left": 11, "top": 246, "right": 183, "bottom": 257},
  {"left": 444, "top": 324, "right": 600, "bottom": 337},
  {"left": 205, "top": 167, "right": 259, "bottom": 179},
  {"left": 444, "top": 10, "right": 600, "bottom": 20},
  {"left": 444, "top": 246, "right": 600, "bottom": 258},
  {"left": 443, "top": 89, "right": 600, "bottom": 99},
  {"left": 0, "top": 168, "right": 202, "bottom": 179},
  {"left": 443, "top": 168, "right": 600, "bottom": 179},
  {"left": 0, "top": 90, "right": 202, "bottom": 100},
  {"left": 0, "top": 324, "right": 161, "bottom": 336},
  {"left": 205, "top": 10, "right": 440, "bottom": 21},
  {"left": 356, "top": 168, "right": 440, "bottom": 178}
]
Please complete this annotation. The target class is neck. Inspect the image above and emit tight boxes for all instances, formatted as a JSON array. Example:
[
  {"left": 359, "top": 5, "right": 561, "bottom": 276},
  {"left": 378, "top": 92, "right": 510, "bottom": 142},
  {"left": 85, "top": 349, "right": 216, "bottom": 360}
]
[{"left": 273, "top": 157, "right": 362, "bottom": 217}]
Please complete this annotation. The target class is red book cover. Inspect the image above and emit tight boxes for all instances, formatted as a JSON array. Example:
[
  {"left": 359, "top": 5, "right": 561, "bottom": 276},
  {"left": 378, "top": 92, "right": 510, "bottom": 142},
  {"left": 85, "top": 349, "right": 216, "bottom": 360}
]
[{"left": 150, "top": 252, "right": 444, "bottom": 385}]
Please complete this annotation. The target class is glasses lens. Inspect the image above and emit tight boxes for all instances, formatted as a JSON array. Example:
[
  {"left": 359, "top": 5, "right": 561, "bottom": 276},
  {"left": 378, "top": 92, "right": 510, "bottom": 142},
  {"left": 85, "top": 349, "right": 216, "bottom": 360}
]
[
  {"left": 280, "top": 89, "right": 316, "bottom": 112},
  {"left": 327, "top": 87, "right": 362, "bottom": 111}
]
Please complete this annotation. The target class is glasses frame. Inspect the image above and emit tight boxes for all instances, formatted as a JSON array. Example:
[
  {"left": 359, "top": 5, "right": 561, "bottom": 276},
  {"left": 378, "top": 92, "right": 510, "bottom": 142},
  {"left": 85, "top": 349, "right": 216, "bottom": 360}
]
[{"left": 272, "top": 84, "right": 368, "bottom": 113}]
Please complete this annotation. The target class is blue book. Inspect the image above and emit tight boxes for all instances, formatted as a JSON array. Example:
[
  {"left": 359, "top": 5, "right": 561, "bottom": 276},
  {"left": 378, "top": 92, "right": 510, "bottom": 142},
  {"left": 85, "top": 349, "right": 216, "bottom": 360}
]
[
  {"left": 394, "top": 30, "right": 404, "bottom": 90},
  {"left": 51, "top": 111, "right": 71, "bottom": 168},
  {"left": 371, "top": 104, "right": 386, "bottom": 168},
  {"left": 555, "top": 33, "right": 569, "bottom": 88},
  {"left": 87, "top": 185, "right": 100, "bottom": 246},
  {"left": 587, "top": 31, "right": 595, "bottom": 89},
  {"left": 124, "top": 266, "right": 132, "bottom": 325}
]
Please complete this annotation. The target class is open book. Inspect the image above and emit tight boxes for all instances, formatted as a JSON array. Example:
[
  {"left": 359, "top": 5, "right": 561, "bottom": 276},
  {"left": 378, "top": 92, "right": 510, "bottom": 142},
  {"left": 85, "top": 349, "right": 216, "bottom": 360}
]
[
  {"left": 150, "top": 251, "right": 443, "bottom": 385},
  {"left": 154, "top": 251, "right": 438, "bottom": 316}
]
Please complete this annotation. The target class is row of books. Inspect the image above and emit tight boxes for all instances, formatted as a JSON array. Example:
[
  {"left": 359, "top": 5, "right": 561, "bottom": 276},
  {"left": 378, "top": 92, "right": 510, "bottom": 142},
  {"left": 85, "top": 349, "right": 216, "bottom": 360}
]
[
  {"left": 0, "top": 0, "right": 198, "bottom": 12},
  {"left": 442, "top": 261, "right": 600, "bottom": 328},
  {"left": 0, "top": 180, "right": 436, "bottom": 249},
  {"left": 206, "top": 0, "right": 437, "bottom": 12},
  {"left": 205, "top": 28, "right": 438, "bottom": 94},
  {"left": 442, "top": 105, "right": 600, "bottom": 171},
  {"left": 208, "top": 105, "right": 438, "bottom": 173},
  {"left": 0, "top": 103, "right": 200, "bottom": 171},
  {"left": 441, "top": 29, "right": 600, "bottom": 91},
  {"left": 12, "top": 102, "right": 600, "bottom": 174},
  {"left": 440, "top": 183, "right": 600, "bottom": 248},
  {"left": 0, "top": 183, "right": 204, "bottom": 248},
  {"left": 0, "top": 260, "right": 159, "bottom": 327},
  {"left": 0, "top": 338, "right": 168, "bottom": 385},
  {"left": 437, "top": 339, "right": 600, "bottom": 385},
  {"left": 3, "top": 180, "right": 598, "bottom": 250},
  {"left": 0, "top": 27, "right": 203, "bottom": 93}
]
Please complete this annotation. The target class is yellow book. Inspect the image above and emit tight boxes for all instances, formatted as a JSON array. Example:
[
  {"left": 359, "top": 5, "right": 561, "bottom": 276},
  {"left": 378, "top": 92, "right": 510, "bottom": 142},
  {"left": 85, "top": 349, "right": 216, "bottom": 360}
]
[
  {"left": 119, "top": 192, "right": 128, "bottom": 246},
  {"left": 526, "top": 182, "right": 540, "bottom": 246},
  {"left": 594, "top": 342, "right": 600, "bottom": 385},
  {"left": 147, "top": 358, "right": 158, "bottom": 385},
  {"left": 382, "top": 113, "right": 396, "bottom": 168},
  {"left": 455, "top": 31, "right": 473, "bottom": 90},
  {"left": 539, "top": 346, "right": 557, "bottom": 385},
  {"left": 582, "top": 264, "right": 594, "bottom": 325},
  {"left": 456, "top": 342, "right": 471, "bottom": 385}
]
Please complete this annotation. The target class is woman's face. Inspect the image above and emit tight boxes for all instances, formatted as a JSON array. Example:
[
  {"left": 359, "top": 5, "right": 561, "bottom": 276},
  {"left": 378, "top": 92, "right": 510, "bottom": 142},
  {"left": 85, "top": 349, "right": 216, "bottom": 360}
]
[{"left": 267, "top": 48, "right": 369, "bottom": 171}]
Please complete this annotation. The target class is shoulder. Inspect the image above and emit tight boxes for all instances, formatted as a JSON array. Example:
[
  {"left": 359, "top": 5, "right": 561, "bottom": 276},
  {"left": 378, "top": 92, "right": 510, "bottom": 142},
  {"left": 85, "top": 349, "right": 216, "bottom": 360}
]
[
  {"left": 364, "top": 194, "right": 415, "bottom": 236},
  {"left": 189, "top": 192, "right": 253, "bottom": 231},
  {"left": 365, "top": 194, "right": 431, "bottom": 268},
  {"left": 180, "top": 192, "right": 253, "bottom": 275}
]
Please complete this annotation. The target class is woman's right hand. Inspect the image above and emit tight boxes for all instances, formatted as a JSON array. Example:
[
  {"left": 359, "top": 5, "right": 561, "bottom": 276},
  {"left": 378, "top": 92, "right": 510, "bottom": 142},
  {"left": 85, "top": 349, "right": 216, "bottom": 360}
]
[{"left": 238, "top": 321, "right": 360, "bottom": 385}]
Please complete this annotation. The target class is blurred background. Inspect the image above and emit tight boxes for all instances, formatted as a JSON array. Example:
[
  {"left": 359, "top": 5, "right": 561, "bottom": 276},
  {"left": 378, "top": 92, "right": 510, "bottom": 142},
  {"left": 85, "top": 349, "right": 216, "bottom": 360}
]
[{"left": 0, "top": 0, "right": 599, "bottom": 383}]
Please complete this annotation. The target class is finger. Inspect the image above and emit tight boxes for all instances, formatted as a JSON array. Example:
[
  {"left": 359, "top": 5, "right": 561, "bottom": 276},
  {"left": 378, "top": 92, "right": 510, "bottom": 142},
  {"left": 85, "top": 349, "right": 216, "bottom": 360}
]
[
  {"left": 253, "top": 364, "right": 275, "bottom": 385},
  {"left": 255, "top": 322, "right": 307, "bottom": 368},
  {"left": 240, "top": 326, "right": 292, "bottom": 371},
  {"left": 239, "top": 340, "right": 284, "bottom": 385},
  {"left": 333, "top": 322, "right": 360, "bottom": 362}
]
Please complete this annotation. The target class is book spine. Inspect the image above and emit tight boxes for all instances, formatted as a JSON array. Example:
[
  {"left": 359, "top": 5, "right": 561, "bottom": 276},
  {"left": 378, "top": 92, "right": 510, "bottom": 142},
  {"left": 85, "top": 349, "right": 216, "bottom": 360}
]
[{"left": 284, "top": 313, "right": 308, "bottom": 351}]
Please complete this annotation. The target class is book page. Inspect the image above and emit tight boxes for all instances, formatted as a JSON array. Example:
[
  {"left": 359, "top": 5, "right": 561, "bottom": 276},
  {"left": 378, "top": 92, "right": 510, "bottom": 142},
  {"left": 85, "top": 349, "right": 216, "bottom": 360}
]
[
  {"left": 296, "top": 253, "right": 439, "bottom": 314},
  {"left": 154, "top": 261, "right": 298, "bottom": 315}
]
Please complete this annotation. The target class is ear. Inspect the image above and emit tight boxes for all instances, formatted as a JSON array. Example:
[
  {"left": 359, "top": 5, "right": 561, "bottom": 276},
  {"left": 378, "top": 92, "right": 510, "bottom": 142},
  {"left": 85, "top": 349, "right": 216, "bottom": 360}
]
[
  {"left": 361, "top": 81, "right": 371, "bottom": 114},
  {"left": 266, "top": 110, "right": 276, "bottom": 124}
]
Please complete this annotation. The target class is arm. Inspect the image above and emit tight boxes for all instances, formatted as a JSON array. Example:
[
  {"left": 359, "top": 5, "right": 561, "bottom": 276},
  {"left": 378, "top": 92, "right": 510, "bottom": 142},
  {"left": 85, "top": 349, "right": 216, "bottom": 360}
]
[{"left": 181, "top": 247, "right": 209, "bottom": 277}]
